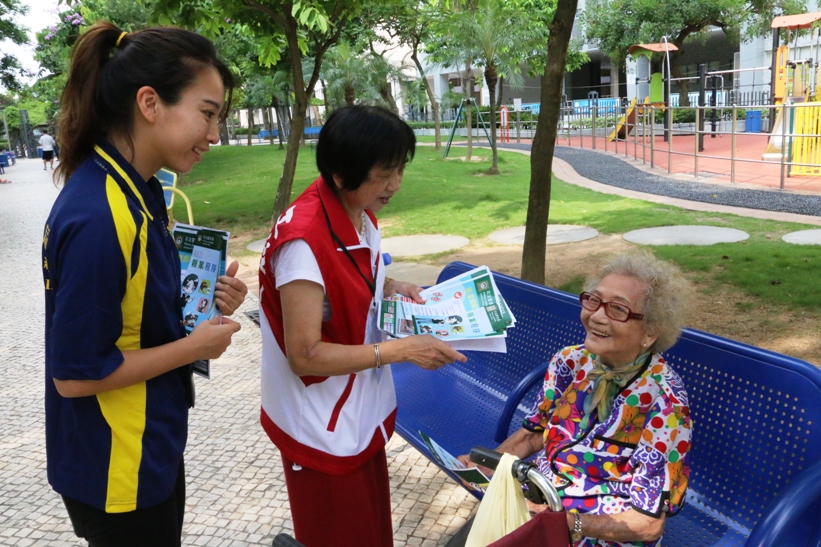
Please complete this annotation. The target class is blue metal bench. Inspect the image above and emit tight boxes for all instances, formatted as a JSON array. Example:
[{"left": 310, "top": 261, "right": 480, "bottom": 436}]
[
  {"left": 258, "top": 129, "right": 277, "bottom": 141},
  {"left": 257, "top": 127, "right": 321, "bottom": 142},
  {"left": 0, "top": 153, "right": 9, "bottom": 174},
  {"left": 393, "top": 261, "right": 821, "bottom": 547}
]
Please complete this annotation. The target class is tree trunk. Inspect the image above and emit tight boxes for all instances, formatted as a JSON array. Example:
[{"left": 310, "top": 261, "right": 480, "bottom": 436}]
[
  {"left": 219, "top": 121, "right": 230, "bottom": 145},
  {"left": 465, "top": 60, "right": 473, "bottom": 160},
  {"left": 321, "top": 79, "right": 330, "bottom": 116},
  {"left": 610, "top": 64, "right": 620, "bottom": 98},
  {"left": 345, "top": 85, "right": 356, "bottom": 107},
  {"left": 521, "top": 0, "right": 579, "bottom": 284},
  {"left": 273, "top": 96, "right": 285, "bottom": 150},
  {"left": 485, "top": 62, "right": 499, "bottom": 174},
  {"left": 246, "top": 108, "right": 253, "bottom": 147},
  {"left": 496, "top": 75, "right": 504, "bottom": 112},
  {"left": 411, "top": 51, "right": 441, "bottom": 150},
  {"left": 271, "top": 15, "right": 310, "bottom": 224},
  {"left": 379, "top": 80, "right": 398, "bottom": 113},
  {"left": 271, "top": 8, "right": 338, "bottom": 223},
  {"left": 263, "top": 107, "right": 274, "bottom": 144},
  {"left": 273, "top": 104, "right": 306, "bottom": 224}
]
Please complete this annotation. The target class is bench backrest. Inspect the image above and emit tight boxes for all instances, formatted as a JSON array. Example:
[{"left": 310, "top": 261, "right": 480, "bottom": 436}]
[{"left": 393, "top": 262, "right": 821, "bottom": 546}]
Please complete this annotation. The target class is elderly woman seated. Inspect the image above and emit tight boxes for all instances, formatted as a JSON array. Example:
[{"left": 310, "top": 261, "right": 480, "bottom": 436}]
[{"left": 459, "top": 253, "right": 693, "bottom": 547}]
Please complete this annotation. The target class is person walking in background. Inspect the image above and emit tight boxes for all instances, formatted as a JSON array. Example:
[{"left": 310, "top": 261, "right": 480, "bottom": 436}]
[
  {"left": 259, "top": 105, "right": 466, "bottom": 547},
  {"left": 39, "top": 129, "right": 57, "bottom": 170},
  {"left": 42, "top": 22, "right": 247, "bottom": 547}
]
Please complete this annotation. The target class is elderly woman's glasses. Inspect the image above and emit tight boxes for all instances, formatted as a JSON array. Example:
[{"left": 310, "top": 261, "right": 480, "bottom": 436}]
[{"left": 579, "top": 292, "right": 644, "bottom": 322}]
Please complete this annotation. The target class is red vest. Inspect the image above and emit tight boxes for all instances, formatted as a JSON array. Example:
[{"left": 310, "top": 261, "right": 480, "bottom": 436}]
[
  {"left": 259, "top": 178, "right": 396, "bottom": 475},
  {"left": 260, "top": 179, "right": 378, "bottom": 368}
]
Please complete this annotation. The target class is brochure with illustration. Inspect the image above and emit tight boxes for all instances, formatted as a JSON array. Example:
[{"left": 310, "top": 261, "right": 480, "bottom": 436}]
[
  {"left": 419, "top": 431, "right": 489, "bottom": 492},
  {"left": 378, "top": 266, "right": 515, "bottom": 353},
  {"left": 172, "top": 222, "right": 230, "bottom": 379}
]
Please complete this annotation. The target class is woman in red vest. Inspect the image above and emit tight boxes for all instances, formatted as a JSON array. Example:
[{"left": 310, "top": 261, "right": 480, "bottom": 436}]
[{"left": 259, "top": 106, "right": 466, "bottom": 546}]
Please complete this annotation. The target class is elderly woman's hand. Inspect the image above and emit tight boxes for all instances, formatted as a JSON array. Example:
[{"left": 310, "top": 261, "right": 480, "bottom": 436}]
[
  {"left": 385, "top": 278, "right": 425, "bottom": 304},
  {"left": 215, "top": 260, "right": 249, "bottom": 316}
]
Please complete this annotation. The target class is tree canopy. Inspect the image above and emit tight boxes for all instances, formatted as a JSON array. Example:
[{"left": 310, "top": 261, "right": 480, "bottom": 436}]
[
  {"left": 0, "top": 0, "right": 31, "bottom": 91},
  {"left": 149, "top": 0, "right": 398, "bottom": 221}
]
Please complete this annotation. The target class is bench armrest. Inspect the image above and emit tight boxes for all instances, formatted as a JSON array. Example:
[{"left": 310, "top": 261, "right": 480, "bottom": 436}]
[
  {"left": 744, "top": 459, "right": 821, "bottom": 547},
  {"left": 494, "top": 362, "right": 549, "bottom": 443}
]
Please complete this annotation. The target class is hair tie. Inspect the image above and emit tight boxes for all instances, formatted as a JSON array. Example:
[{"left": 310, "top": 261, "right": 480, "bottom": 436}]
[{"left": 115, "top": 31, "right": 127, "bottom": 47}]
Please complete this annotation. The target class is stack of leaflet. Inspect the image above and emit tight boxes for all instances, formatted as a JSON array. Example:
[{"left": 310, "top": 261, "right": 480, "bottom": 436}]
[
  {"left": 378, "top": 265, "right": 515, "bottom": 353},
  {"left": 173, "top": 222, "right": 230, "bottom": 379}
]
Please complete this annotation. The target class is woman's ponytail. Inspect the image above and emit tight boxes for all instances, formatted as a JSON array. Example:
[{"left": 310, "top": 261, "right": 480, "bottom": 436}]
[{"left": 56, "top": 22, "right": 123, "bottom": 184}]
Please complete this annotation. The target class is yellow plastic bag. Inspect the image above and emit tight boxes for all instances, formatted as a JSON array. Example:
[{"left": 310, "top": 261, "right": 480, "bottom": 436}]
[{"left": 465, "top": 453, "right": 531, "bottom": 547}]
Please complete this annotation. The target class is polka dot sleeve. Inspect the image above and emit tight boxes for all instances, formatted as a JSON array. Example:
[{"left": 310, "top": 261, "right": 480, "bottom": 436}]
[
  {"left": 628, "top": 377, "right": 692, "bottom": 517},
  {"left": 522, "top": 347, "right": 579, "bottom": 433}
]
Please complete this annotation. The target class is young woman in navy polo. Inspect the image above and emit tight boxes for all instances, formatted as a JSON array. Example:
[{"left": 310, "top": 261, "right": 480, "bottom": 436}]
[{"left": 43, "top": 23, "right": 247, "bottom": 546}]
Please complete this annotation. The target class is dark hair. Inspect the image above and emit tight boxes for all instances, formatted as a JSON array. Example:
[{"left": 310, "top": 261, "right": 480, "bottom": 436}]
[
  {"left": 56, "top": 22, "right": 234, "bottom": 183},
  {"left": 316, "top": 105, "right": 415, "bottom": 191}
]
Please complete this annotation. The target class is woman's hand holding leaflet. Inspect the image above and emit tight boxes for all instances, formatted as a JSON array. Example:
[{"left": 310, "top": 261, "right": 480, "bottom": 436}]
[{"left": 214, "top": 260, "right": 249, "bottom": 316}]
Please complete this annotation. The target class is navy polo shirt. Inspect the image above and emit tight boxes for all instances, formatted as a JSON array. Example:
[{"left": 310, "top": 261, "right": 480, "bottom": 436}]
[{"left": 43, "top": 141, "right": 191, "bottom": 513}]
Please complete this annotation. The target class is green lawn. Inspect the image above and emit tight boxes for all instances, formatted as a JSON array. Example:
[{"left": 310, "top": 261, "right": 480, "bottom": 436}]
[{"left": 177, "top": 144, "right": 821, "bottom": 311}]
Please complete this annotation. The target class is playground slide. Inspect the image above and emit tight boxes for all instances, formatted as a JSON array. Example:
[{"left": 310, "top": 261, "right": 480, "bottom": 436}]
[
  {"left": 761, "top": 96, "right": 810, "bottom": 161},
  {"left": 762, "top": 100, "right": 788, "bottom": 161},
  {"left": 608, "top": 98, "right": 638, "bottom": 141}
]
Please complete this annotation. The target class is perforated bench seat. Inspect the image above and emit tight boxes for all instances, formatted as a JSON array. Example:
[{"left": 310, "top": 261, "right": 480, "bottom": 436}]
[{"left": 393, "top": 262, "right": 821, "bottom": 547}]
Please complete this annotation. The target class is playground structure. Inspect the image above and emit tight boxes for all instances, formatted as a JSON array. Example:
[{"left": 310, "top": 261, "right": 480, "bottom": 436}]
[
  {"left": 431, "top": 11, "right": 821, "bottom": 185},
  {"left": 608, "top": 42, "right": 676, "bottom": 142},
  {"left": 156, "top": 167, "right": 194, "bottom": 226},
  {"left": 498, "top": 105, "right": 511, "bottom": 143},
  {"left": 442, "top": 97, "right": 492, "bottom": 159},
  {"left": 762, "top": 12, "right": 821, "bottom": 173},
  {"left": 579, "top": 12, "right": 821, "bottom": 183}
]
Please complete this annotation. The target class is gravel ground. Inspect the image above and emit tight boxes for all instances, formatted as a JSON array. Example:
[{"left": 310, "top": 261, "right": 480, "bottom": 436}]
[{"left": 494, "top": 142, "right": 821, "bottom": 217}]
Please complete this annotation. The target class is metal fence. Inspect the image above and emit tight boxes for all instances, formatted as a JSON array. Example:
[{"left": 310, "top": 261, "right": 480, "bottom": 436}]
[
  {"left": 553, "top": 100, "right": 821, "bottom": 190},
  {"left": 413, "top": 98, "right": 821, "bottom": 190}
]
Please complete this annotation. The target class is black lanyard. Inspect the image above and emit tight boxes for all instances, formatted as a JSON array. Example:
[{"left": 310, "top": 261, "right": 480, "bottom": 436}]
[{"left": 319, "top": 193, "right": 376, "bottom": 297}]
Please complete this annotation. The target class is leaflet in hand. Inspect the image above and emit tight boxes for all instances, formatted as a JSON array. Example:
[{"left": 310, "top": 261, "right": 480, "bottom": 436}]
[
  {"left": 173, "top": 222, "right": 230, "bottom": 379},
  {"left": 420, "top": 430, "right": 489, "bottom": 492},
  {"left": 378, "top": 265, "right": 515, "bottom": 352}
]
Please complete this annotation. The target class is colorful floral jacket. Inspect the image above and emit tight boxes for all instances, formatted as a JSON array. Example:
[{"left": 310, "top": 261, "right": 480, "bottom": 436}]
[{"left": 523, "top": 345, "right": 692, "bottom": 547}]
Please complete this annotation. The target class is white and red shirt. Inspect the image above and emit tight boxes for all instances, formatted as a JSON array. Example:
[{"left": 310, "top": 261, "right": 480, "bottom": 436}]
[{"left": 259, "top": 178, "right": 395, "bottom": 475}]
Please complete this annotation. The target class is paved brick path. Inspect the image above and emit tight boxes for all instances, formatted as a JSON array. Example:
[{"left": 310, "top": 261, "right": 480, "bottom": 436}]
[{"left": 0, "top": 158, "right": 476, "bottom": 546}]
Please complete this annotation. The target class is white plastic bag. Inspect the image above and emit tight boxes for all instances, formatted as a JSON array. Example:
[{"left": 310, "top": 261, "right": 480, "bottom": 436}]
[{"left": 465, "top": 453, "right": 531, "bottom": 547}]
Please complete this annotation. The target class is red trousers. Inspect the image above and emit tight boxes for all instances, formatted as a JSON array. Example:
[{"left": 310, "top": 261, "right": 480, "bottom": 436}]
[{"left": 282, "top": 448, "right": 393, "bottom": 547}]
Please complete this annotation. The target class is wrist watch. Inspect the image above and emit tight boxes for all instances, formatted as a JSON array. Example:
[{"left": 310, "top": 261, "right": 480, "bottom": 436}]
[{"left": 570, "top": 511, "right": 583, "bottom": 541}]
